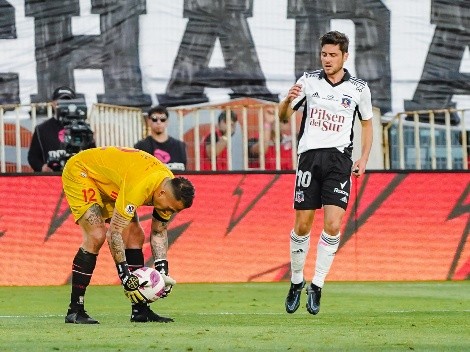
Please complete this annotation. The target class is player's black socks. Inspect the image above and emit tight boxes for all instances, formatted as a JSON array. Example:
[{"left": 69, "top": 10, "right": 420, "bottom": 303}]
[
  {"left": 70, "top": 247, "right": 97, "bottom": 310},
  {"left": 125, "top": 248, "right": 144, "bottom": 272}
]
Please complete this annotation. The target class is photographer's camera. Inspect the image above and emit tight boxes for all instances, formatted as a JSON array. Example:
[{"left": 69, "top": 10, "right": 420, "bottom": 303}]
[{"left": 46, "top": 99, "right": 95, "bottom": 171}]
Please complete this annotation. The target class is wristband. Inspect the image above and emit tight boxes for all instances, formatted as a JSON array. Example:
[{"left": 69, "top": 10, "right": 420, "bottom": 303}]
[
  {"left": 152, "top": 208, "right": 169, "bottom": 222},
  {"left": 155, "top": 259, "right": 169, "bottom": 275},
  {"left": 116, "top": 262, "right": 130, "bottom": 282}
]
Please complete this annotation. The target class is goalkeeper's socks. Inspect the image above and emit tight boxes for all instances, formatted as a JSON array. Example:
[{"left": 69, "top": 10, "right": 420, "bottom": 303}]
[
  {"left": 131, "top": 303, "right": 149, "bottom": 322},
  {"left": 312, "top": 230, "right": 340, "bottom": 288},
  {"left": 70, "top": 247, "right": 97, "bottom": 308},
  {"left": 125, "top": 248, "right": 144, "bottom": 272},
  {"left": 132, "top": 303, "right": 148, "bottom": 313}
]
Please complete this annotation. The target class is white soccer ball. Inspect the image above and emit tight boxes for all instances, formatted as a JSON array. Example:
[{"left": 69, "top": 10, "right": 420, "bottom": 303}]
[{"left": 132, "top": 266, "right": 166, "bottom": 303}]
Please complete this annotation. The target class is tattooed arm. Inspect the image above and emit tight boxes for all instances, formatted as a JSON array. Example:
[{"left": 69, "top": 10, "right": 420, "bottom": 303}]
[
  {"left": 150, "top": 217, "right": 169, "bottom": 262},
  {"left": 107, "top": 208, "right": 146, "bottom": 303},
  {"left": 150, "top": 217, "right": 176, "bottom": 297},
  {"left": 106, "top": 208, "right": 131, "bottom": 264}
]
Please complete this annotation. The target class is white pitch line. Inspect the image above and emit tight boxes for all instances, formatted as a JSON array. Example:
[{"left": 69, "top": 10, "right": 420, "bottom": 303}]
[{"left": 0, "top": 310, "right": 469, "bottom": 319}]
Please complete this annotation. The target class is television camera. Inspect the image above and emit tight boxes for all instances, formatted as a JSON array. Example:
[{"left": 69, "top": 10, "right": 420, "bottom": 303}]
[{"left": 47, "top": 99, "right": 95, "bottom": 171}]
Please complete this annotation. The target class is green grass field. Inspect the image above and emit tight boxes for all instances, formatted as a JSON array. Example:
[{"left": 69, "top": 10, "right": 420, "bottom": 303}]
[{"left": 0, "top": 282, "right": 469, "bottom": 351}]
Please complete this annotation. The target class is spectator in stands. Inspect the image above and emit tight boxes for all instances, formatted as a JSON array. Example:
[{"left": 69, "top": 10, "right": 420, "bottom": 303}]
[
  {"left": 200, "top": 110, "right": 238, "bottom": 170},
  {"left": 134, "top": 105, "right": 187, "bottom": 171},
  {"left": 28, "top": 86, "right": 77, "bottom": 172},
  {"left": 248, "top": 106, "right": 294, "bottom": 170}
]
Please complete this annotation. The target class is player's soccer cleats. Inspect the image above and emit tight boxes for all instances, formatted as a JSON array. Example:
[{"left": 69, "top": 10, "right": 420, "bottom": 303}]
[
  {"left": 306, "top": 283, "right": 322, "bottom": 315},
  {"left": 285, "top": 280, "right": 305, "bottom": 313},
  {"left": 65, "top": 308, "right": 99, "bottom": 324},
  {"left": 130, "top": 304, "right": 174, "bottom": 323}
]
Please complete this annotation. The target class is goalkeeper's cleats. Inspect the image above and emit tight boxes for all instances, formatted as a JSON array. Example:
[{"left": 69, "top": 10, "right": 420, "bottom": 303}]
[
  {"left": 65, "top": 308, "right": 99, "bottom": 324},
  {"left": 130, "top": 304, "right": 174, "bottom": 323},
  {"left": 306, "top": 283, "right": 322, "bottom": 315},
  {"left": 285, "top": 280, "right": 305, "bottom": 313}
]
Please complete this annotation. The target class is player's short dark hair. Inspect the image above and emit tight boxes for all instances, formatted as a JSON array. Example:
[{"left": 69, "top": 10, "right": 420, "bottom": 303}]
[
  {"left": 320, "top": 31, "right": 349, "bottom": 53},
  {"left": 170, "top": 176, "right": 195, "bottom": 208},
  {"left": 147, "top": 105, "right": 169, "bottom": 118},
  {"left": 218, "top": 110, "right": 237, "bottom": 123}
]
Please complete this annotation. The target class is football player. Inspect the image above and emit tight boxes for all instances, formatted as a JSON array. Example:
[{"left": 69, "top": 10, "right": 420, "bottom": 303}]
[
  {"left": 62, "top": 146, "right": 195, "bottom": 323},
  {"left": 279, "top": 31, "right": 373, "bottom": 315}
]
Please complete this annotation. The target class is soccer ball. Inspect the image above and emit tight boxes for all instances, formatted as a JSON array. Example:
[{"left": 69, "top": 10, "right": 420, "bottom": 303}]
[{"left": 132, "top": 267, "right": 166, "bottom": 303}]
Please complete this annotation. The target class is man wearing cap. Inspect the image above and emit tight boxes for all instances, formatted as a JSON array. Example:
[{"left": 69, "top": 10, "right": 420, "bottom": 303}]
[{"left": 28, "top": 86, "right": 78, "bottom": 172}]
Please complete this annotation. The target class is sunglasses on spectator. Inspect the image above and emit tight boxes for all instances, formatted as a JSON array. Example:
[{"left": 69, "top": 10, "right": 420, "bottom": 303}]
[{"left": 150, "top": 116, "right": 167, "bottom": 123}]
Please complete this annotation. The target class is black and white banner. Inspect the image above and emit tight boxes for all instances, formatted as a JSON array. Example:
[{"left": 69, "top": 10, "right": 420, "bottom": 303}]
[{"left": 2, "top": 0, "right": 470, "bottom": 124}]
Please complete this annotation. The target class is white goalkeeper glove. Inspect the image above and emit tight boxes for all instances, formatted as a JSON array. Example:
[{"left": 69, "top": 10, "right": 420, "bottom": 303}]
[
  {"left": 160, "top": 273, "right": 176, "bottom": 298},
  {"left": 155, "top": 259, "right": 175, "bottom": 298}
]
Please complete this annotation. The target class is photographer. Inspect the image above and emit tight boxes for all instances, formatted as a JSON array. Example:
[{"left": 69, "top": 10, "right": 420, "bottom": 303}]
[{"left": 28, "top": 86, "right": 95, "bottom": 172}]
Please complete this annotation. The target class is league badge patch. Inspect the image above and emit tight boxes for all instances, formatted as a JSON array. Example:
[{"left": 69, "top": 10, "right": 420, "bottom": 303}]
[{"left": 125, "top": 204, "right": 136, "bottom": 215}]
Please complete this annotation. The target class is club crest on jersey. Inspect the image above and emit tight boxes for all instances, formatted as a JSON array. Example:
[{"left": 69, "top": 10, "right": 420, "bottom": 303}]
[
  {"left": 341, "top": 96, "right": 351, "bottom": 108},
  {"left": 124, "top": 204, "right": 136, "bottom": 215},
  {"left": 295, "top": 190, "right": 304, "bottom": 203}
]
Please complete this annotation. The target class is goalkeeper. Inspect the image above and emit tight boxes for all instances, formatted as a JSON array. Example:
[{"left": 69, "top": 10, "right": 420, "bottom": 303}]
[{"left": 61, "top": 146, "right": 195, "bottom": 324}]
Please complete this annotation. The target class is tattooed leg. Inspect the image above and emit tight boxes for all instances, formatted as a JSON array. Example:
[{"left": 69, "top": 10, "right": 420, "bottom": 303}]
[{"left": 78, "top": 204, "right": 107, "bottom": 254}]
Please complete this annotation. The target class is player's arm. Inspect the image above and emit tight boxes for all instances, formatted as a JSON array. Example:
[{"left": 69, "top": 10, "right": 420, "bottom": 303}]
[
  {"left": 278, "top": 84, "right": 302, "bottom": 122},
  {"left": 107, "top": 209, "right": 147, "bottom": 303},
  {"left": 352, "top": 118, "right": 373, "bottom": 177},
  {"left": 150, "top": 210, "right": 176, "bottom": 297},
  {"left": 107, "top": 209, "right": 131, "bottom": 263}
]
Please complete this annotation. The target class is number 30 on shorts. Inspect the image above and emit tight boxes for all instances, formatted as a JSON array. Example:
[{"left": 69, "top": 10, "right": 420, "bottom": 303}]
[{"left": 296, "top": 170, "right": 312, "bottom": 188}]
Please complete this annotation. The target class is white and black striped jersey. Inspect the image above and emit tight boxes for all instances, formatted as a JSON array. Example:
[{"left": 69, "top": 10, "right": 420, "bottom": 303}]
[{"left": 290, "top": 69, "right": 373, "bottom": 155}]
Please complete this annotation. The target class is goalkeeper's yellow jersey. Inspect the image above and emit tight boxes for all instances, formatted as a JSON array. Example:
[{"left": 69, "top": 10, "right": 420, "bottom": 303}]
[{"left": 62, "top": 146, "right": 174, "bottom": 221}]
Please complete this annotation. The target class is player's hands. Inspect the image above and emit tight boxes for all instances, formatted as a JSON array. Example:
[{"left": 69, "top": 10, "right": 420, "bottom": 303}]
[
  {"left": 155, "top": 259, "right": 175, "bottom": 298},
  {"left": 123, "top": 285, "right": 147, "bottom": 304},
  {"left": 352, "top": 158, "right": 367, "bottom": 177},
  {"left": 286, "top": 84, "right": 302, "bottom": 102},
  {"left": 160, "top": 273, "right": 176, "bottom": 298},
  {"left": 116, "top": 262, "right": 147, "bottom": 304}
]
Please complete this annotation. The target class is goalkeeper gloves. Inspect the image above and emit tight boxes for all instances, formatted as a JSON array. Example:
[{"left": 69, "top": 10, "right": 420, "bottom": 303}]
[
  {"left": 116, "top": 262, "right": 147, "bottom": 304},
  {"left": 155, "top": 259, "right": 175, "bottom": 298}
]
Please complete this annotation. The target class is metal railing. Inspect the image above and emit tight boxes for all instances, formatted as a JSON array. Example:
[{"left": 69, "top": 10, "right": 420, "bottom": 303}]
[
  {"left": 167, "top": 104, "right": 299, "bottom": 171},
  {"left": 383, "top": 109, "right": 469, "bottom": 170},
  {"left": 88, "top": 103, "right": 145, "bottom": 148},
  {"left": 2, "top": 102, "right": 469, "bottom": 173}
]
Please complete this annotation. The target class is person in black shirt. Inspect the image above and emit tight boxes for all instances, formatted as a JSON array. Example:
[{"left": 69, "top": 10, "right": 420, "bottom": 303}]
[
  {"left": 28, "top": 86, "right": 76, "bottom": 172},
  {"left": 134, "top": 105, "right": 187, "bottom": 171}
]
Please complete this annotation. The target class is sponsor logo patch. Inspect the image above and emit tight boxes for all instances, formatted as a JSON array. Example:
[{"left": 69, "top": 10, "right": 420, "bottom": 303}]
[{"left": 334, "top": 188, "right": 349, "bottom": 196}]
